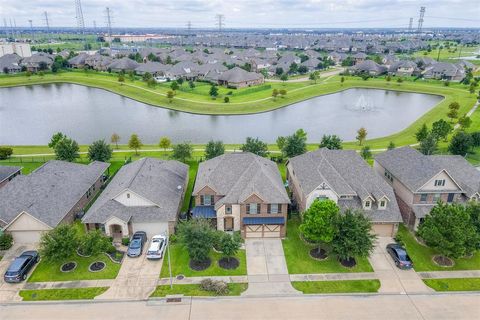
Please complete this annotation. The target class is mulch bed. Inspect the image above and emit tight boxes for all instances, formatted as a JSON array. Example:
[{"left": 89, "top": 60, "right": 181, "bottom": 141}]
[
  {"left": 60, "top": 262, "right": 77, "bottom": 272},
  {"left": 218, "top": 257, "right": 240, "bottom": 270},
  {"left": 89, "top": 261, "right": 106, "bottom": 272},
  {"left": 433, "top": 255, "right": 454, "bottom": 267},
  {"left": 309, "top": 248, "right": 328, "bottom": 260},
  {"left": 339, "top": 257, "right": 357, "bottom": 268},
  {"left": 189, "top": 258, "right": 211, "bottom": 271},
  {"left": 106, "top": 250, "right": 125, "bottom": 263}
]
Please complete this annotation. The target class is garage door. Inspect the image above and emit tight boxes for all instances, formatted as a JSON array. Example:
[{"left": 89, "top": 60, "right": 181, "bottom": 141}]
[
  {"left": 372, "top": 224, "right": 394, "bottom": 237},
  {"left": 245, "top": 225, "right": 281, "bottom": 238},
  {"left": 132, "top": 222, "right": 169, "bottom": 238},
  {"left": 11, "top": 231, "right": 42, "bottom": 244}
]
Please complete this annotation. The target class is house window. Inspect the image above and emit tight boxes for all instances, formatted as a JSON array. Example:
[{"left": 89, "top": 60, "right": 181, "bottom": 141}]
[
  {"left": 420, "top": 194, "right": 428, "bottom": 202},
  {"left": 317, "top": 195, "right": 328, "bottom": 201},
  {"left": 384, "top": 170, "right": 393, "bottom": 182},
  {"left": 247, "top": 203, "right": 258, "bottom": 214},
  {"left": 126, "top": 193, "right": 130, "bottom": 199},
  {"left": 433, "top": 193, "right": 441, "bottom": 202},
  {"left": 201, "top": 195, "right": 214, "bottom": 206},
  {"left": 364, "top": 200, "right": 371, "bottom": 209},
  {"left": 379, "top": 200, "right": 386, "bottom": 208},
  {"left": 225, "top": 205, "right": 232, "bottom": 214},
  {"left": 434, "top": 179, "right": 446, "bottom": 187},
  {"left": 269, "top": 204, "right": 279, "bottom": 214}
]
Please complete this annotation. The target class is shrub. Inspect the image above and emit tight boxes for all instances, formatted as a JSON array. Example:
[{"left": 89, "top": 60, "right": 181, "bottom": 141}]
[
  {"left": 211, "top": 230, "right": 225, "bottom": 251},
  {"left": 0, "top": 147, "right": 13, "bottom": 160},
  {"left": 121, "top": 237, "right": 130, "bottom": 246},
  {"left": 78, "top": 230, "right": 111, "bottom": 256},
  {"left": 0, "top": 233, "right": 14, "bottom": 250},
  {"left": 169, "top": 234, "right": 178, "bottom": 244},
  {"left": 224, "top": 96, "right": 230, "bottom": 103},
  {"left": 200, "top": 278, "right": 229, "bottom": 295}
]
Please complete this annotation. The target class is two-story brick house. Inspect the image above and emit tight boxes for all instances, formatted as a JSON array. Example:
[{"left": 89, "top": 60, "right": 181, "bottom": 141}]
[
  {"left": 191, "top": 152, "right": 290, "bottom": 238},
  {"left": 374, "top": 147, "right": 480, "bottom": 229}
]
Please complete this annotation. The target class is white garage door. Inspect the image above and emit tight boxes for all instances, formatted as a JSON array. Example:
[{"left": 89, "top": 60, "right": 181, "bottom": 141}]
[
  {"left": 11, "top": 231, "right": 42, "bottom": 244},
  {"left": 245, "top": 225, "right": 281, "bottom": 238},
  {"left": 132, "top": 222, "right": 169, "bottom": 238},
  {"left": 372, "top": 224, "right": 394, "bottom": 237}
]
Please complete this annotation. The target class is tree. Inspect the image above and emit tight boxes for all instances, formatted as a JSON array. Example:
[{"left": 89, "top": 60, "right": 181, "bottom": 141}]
[
  {"left": 54, "top": 137, "right": 79, "bottom": 162},
  {"left": 118, "top": 74, "right": 125, "bottom": 83},
  {"left": 448, "top": 131, "right": 473, "bottom": 156},
  {"left": 396, "top": 77, "right": 403, "bottom": 84},
  {"left": 170, "top": 81, "right": 179, "bottom": 91},
  {"left": 167, "top": 90, "right": 175, "bottom": 102},
  {"left": 128, "top": 134, "right": 143, "bottom": 155},
  {"left": 39, "top": 224, "right": 79, "bottom": 262},
  {"left": 224, "top": 96, "right": 229, "bottom": 103},
  {"left": 205, "top": 140, "right": 225, "bottom": 160},
  {"left": 142, "top": 72, "right": 153, "bottom": 82},
  {"left": 387, "top": 141, "right": 396, "bottom": 150},
  {"left": 48, "top": 132, "right": 66, "bottom": 149},
  {"left": 281, "top": 129, "right": 307, "bottom": 158},
  {"left": 88, "top": 140, "right": 113, "bottom": 162},
  {"left": 319, "top": 135, "right": 343, "bottom": 150},
  {"left": 110, "top": 133, "right": 120, "bottom": 149},
  {"left": 280, "top": 73, "right": 288, "bottom": 84},
  {"left": 386, "top": 75, "right": 391, "bottom": 83},
  {"left": 189, "top": 80, "right": 195, "bottom": 89},
  {"left": 79, "top": 230, "right": 111, "bottom": 256},
  {"left": 177, "top": 219, "right": 214, "bottom": 263},
  {"left": 219, "top": 233, "right": 242, "bottom": 263},
  {"left": 356, "top": 127, "right": 367, "bottom": 145},
  {"left": 288, "top": 62, "right": 298, "bottom": 74},
  {"left": 276, "top": 136, "right": 286, "bottom": 151},
  {"left": 0, "top": 147, "right": 13, "bottom": 160},
  {"left": 431, "top": 119, "right": 452, "bottom": 142},
  {"left": 309, "top": 71, "right": 319, "bottom": 83},
  {"left": 272, "top": 89, "right": 279, "bottom": 99},
  {"left": 418, "top": 203, "right": 479, "bottom": 259},
  {"left": 275, "top": 67, "right": 284, "bottom": 76},
  {"left": 448, "top": 101, "right": 460, "bottom": 111},
  {"left": 158, "top": 136, "right": 171, "bottom": 154},
  {"left": 360, "top": 146, "right": 372, "bottom": 160},
  {"left": 299, "top": 199, "right": 339, "bottom": 256},
  {"left": 241, "top": 137, "right": 269, "bottom": 157},
  {"left": 177, "top": 78, "right": 184, "bottom": 86},
  {"left": 471, "top": 132, "right": 480, "bottom": 147},
  {"left": 279, "top": 89, "right": 287, "bottom": 97},
  {"left": 298, "top": 65, "right": 308, "bottom": 74},
  {"left": 466, "top": 202, "right": 480, "bottom": 236},
  {"left": 172, "top": 142, "right": 193, "bottom": 162},
  {"left": 447, "top": 108, "right": 458, "bottom": 122},
  {"left": 419, "top": 133, "right": 438, "bottom": 155},
  {"left": 458, "top": 115, "right": 472, "bottom": 130},
  {"left": 331, "top": 210, "right": 376, "bottom": 264},
  {"left": 209, "top": 85, "right": 219, "bottom": 98},
  {"left": 415, "top": 123, "right": 429, "bottom": 142},
  {"left": 340, "top": 76, "right": 345, "bottom": 85}
]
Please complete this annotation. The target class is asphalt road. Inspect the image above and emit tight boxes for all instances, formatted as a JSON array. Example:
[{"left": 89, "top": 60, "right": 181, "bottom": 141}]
[{"left": 2, "top": 293, "right": 479, "bottom": 320}]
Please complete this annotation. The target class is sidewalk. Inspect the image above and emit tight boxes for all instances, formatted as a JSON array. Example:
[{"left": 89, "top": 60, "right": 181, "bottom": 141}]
[
  {"left": 418, "top": 270, "right": 480, "bottom": 279},
  {"left": 290, "top": 272, "right": 377, "bottom": 282}
]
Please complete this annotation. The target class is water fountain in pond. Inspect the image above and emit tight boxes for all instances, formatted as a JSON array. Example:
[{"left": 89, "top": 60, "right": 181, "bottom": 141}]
[{"left": 348, "top": 94, "right": 377, "bottom": 112}]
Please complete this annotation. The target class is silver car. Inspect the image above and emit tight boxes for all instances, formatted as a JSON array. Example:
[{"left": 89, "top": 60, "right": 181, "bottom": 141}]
[{"left": 146, "top": 235, "right": 167, "bottom": 260}]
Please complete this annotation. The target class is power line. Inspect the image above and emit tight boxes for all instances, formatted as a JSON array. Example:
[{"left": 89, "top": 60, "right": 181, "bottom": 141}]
[
  {"left": 408, "top": 17, "right": 413, "bottom": 32},
  {"left": 187, "top": 20, "right": 192, "bottom": 32},
  {"left": 417, "top": 6, "right": 426, "bottom": 32},
  {"left": 215, "top": 14, "right": 225, "bottom": 32},
  {"left": 29, "top": 19, "right": 35, "bottom": 41}
]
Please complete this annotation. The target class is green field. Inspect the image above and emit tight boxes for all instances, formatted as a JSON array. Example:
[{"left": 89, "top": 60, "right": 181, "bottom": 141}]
[{"left": 423, "top": 278, "right": 480, "bottom": 291}]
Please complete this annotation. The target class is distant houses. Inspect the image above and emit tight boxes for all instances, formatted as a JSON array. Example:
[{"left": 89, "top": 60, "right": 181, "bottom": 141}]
[{"left": 0, "top": 166, "right": 21, "bottom": 189}]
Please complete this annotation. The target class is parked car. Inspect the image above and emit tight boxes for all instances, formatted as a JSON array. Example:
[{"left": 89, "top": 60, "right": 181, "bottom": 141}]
[
  {"left": 4, "top": 251, "right": 40, "bottom": 283},
  {"left": 386, "top": 243, "right": 413, "bottom": 269},
  {"left": 146, "top": 235, "right": 168, "bottom": 260},
  {"left": 127, "top": 231, "right": 147, "bottom": 257}
]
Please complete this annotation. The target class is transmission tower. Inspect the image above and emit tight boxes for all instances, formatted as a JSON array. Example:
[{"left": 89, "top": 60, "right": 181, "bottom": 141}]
[
  {"left": 408, "top": 18, "right": 413, "bottom": 32},
  {"left": 215, "top": 14, "right": 225, "bottom": 32},
  {"left": 417, "top": 6, "right": 425, "bottom": 33},
  {"left": 29, "top": 20, "right": 35, "bottom": 41},
  {"left": 9, "top": 18, "right": 15, "bottom": 39},
  {"left": 187, "top": 21, "right": 192, "bottom": 33},
  {"left": 75, "top": 0, "right": 85, "bottom": 34},
  {"left": 93, "top": 20, "right": 97, "bottom": 30},
  {"left": 105, "top": 7, "right": 113, "bottom": 42},
  {"left": 44, "top": 11, "right": 50, "bottom": 32}
]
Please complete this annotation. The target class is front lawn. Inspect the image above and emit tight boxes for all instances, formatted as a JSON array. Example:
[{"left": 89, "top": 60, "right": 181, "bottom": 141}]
[
  {"left": 19, "top": 287, "right": 108, "bottom": 301},
  {"left": 423, "top": 278, "right": 480, "bottom": 292},
  {"left": 160, "top": 243, "right": 247, "bottom": 278},
  {"left": 150, "top": 283, "right": 248, "bottom": 297},
  {"left": 28, "top": 253, "right": 121, "bottom": 282},
  {"left": 396, "top": 224, "right": 480, "bottom": 271},
  {"left": 292, "top": 280, "right": 381, "bottom": 294},
  {"left": 282, "top": 217, "right": 374, "bottom": 274}
]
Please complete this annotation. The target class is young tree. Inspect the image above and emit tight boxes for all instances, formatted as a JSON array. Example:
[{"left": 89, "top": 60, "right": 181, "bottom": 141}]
[
  {"left": 48, "top": 132, "right": 66, "bottom": 149},
  {"left": 177, "top": 219, "right": 214, "bottom": 263},
  {"left": 279, "top": 89, "right": 287, "bottom": 97},
  {"left": 142, "top": 72, "right": 152, "bottom": 82},
  {"left": 385, "top": 75, "right": 391, "bottom": 83},
  {"left": 172, "top": 142, "right": 193, "bottom": 162},
  {"left": 466, "top": 202, "right": 480, "bottom": 236},
  {"left": 167, "top": 90, "right": 175, "bottom": 102},
  {"left": 219, "top": 233, "right": 242, "bottom": 264},
  {"left": 419, "top": 133, "right": 438, "bottom": 155},
  {"left": 447, "top": 109, "right": 459, "bottom": 122},
  {"left": 418, "top": 202, "right": 479, "bottom": 259},
  {"left": 118, "top": 74, "right": 125, "bottom": 83},
  {"left": 128, "top": 134, "right": 143, "bottom": 155},
  {"left": 170, "top": 81, "right": 179, "bottom": 91},
  {"left": 415, "top": 123, "right": 430, "bottom": 142},
  {"left": 331, "top": 210, "right": 376, "bottom": 265},
  {"left": 177, "top": 78, "right": 184, "bottom": 86},
  {"left": 272, "top": 88, "right": 279, "bottom": 99},
  {"left": 224, "top": 96, "right": 230, "bottom": 103},
  {"left": 189, "top": 80, "right": 195, "bottom": 89},
  {"left": 360, "top": 146, "right": 372, "bottom": 160},
  {"left": 340, "top": 76, "right": 345, "bottom": 85},
  {"left": 54, "top": 137, "right": 80, "bottom": 162},
  {"left": 309, "top": 71, "right": 319, "bottom": 83},
  {"left": 88, "top": 140, "right": 113, "bottom": 162},
  {"left": 431, "top": 119, "right": 452, "bottom": 142},
  {"left": 448, "top": 101, "right": 460, "bottom": 111},
  {"left": 319, "top": 134, "right": 343, "bottom": 150},
  {"left": 241, "top": 137, "right": 269, "bottom": 157},
  {"left": 387, "top": 141, "right": 396, "bottom": 150},
  {"left": 299, "top": 199, "right": 339, "bottom": 257},
  {"left": 158, "top": 136, "right": 171, "bottom": 155},
  {"left": 448, "top": 131, "right": 473, "bottom": 156},
  {"left": 209, "top": 85, "right": 219, "bottom": 98},
  {"left": 280, "top": 73, "right": 288, "bottom": 84},
  {"left": 281, "top": 129, "right": 307, "bottom": 158},
  {"left": 39, "top": 224, "right": 79, "bottom": 262},
  {"left": 356, "top": 127, "right": 367, "bottom": 146},
  {"left": 110, "top": 133, "right": 120, "bottom": 149},
  {"left": 0, "top": 147, "right": 13, "bottom": 160},
  {"left": 205, "top": 140, "right": 225, "bottom": 160},
  {"left": 458, "top": 115, "right": 472, "bottom": 130}
]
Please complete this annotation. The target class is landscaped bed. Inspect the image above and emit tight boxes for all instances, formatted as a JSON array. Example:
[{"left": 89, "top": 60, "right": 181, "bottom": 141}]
[
  {"left": 422, "top": 278, "right": 480, "bottom": 292},
  {"left": 19, "top": 287, "right": 108, "bottom": 301},
  {"left": 282, "top": 218, "right": 374, "bottom": 274},
  {"left": 396, "top": 224, "right": 480, "bottom": 271},
  {"left": 150, "top": 283, "right": 248, "bottom": 297},
  {"left": 159, "top": 243, "right": 247, "bottom": 278},
  {"left": 292, "top": 280, "right": 381, "bottom": 294}
]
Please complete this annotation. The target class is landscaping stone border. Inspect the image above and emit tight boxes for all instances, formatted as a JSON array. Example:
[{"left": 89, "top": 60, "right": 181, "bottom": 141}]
[
  {"left": 432, "top": 255, "right": 455, "bottom": 267},
  {"left": 88, "top": 261, "right": 106, "bottom": 272},
  {"left": 60, "top": 261, "right": 77, "bottom": 273}
]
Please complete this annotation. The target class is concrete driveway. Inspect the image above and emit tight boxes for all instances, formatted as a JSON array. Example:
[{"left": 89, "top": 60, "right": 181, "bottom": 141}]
[
  {"left": 96, "top": 245, "right": 162, "bottom": 300},
  {"left": 369, "top": 237, "right": 432, "bottom": 294},
  {"left": 243, "top": 238, "right": 300, "bottom": 296},
  {"left": 0, "top": 243, "right": 38, "bottom": 302}
]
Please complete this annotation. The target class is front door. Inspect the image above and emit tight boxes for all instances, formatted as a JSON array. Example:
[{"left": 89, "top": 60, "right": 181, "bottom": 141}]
[{"left": 224, "top": 217, "right": 234, "bottom": 231}]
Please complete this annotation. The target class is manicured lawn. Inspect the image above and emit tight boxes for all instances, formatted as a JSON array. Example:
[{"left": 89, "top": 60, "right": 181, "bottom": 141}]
[
  {"left": 292, "top": 280, "right": 380, "bottom": 294},
  {"left": 396, "top": 224, "right": 480, "bottom": 271},
  {"left": 19, "top": 287, "right": 108, "bottom": 301},
  {"left": 282, "top": 217, "right": 374, "bottom": 274},
  {"left": 150, "top": 283, "right": 248, "bottom": 297},
  {"left": 182, "top": 161, "right": 199, "bottom": 212},
  {"left": 160, "top": 243, "right": 247, "bottom": 278},
  {"left": 28, "top": 253, "right": 121, "bottom": 282},
  {"left": 423, "top": 278, "right": 480, "bottom": 292}
]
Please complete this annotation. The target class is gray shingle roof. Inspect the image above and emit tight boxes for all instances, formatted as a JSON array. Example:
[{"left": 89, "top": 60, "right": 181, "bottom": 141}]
[
  {"left": 0, "top": 160, "right": 109, "bottom": 228},
  {"left": 82, "top": 158, "right": 188, "bottom": 224},
  {"left": 193, "top": 152, "right": 290, "bottom": 209},
  {"left": 0, "top": 166, "right": 21, "bottom": 184},
  {"left": 107, "top": 57, "right": 140, "bottom": 71},
  {"left": 217, "top": 67, "right": 263, "bottom": 83}
]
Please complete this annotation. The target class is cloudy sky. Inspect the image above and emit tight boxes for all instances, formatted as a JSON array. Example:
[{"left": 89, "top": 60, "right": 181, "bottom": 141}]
[{"left": 1, "top": 0, "right": 479, "bottom": 29}]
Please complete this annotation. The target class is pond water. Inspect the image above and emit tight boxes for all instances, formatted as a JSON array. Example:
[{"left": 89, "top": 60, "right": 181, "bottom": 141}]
[{"left": 0, "top": 84, "right": 442, "bottom": 145}]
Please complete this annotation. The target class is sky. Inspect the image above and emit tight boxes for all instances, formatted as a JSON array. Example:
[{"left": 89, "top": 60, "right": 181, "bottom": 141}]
[{"left": 0, "top": 0, "right": 479, "bottom": 29}]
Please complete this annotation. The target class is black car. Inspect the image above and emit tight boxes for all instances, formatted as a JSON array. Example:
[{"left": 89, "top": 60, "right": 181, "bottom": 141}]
[
  {"left": 4, "top": 251, "right": 40, "bottom": 283},
  {"left": 386, "top": 243, "right": 413, "bottom": 270},
  {"left": 127, "top": 231, "right": 147, "bottom": 257}
]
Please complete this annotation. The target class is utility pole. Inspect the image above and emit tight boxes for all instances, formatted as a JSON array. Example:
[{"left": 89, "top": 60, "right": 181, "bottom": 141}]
[
  {"left": 9, "top": 18, "right": 15, "bottom": 39},
  {"left": 75, "top": 0, "right": 85, "bottom": 34},
  {"left": 215, "top": 14, "right": 225, "bottom": 32},
  {"left": 187, "top": 21, "right": 192, "bottom": 33},
  {"left": 408, "top": 18, "right": 413, "bottom": 33},
  {"left": 3, "top": 19, "right": 10, "bottom": 39},
  {"left": 44, "top": 11, "right": 50, "bottom": 34},
  {"left": 417, "top": 6, "right": 425, "bottom": 33}
]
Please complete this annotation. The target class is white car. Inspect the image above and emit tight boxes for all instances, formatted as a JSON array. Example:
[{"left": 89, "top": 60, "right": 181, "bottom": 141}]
[
  {"left": 154, "top": 76, "right": 168, "bottom": 83},
  {"left": 146, "top": 235, "right": 167, "bottom": 260}
]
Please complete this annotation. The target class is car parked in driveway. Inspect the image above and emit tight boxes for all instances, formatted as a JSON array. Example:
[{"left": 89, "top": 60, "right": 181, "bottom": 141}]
[
  {"left": 146, "top": 235, "right": 167, "bottom": 260},
  {"left": 127, "top": 231, "right": 147, "bottom": 257},
  {"left": 4, "top": 251, "right": 40, "bottom": 283},
  {"left": 387, "top": 243, "right": 413, "bottom": 269}
]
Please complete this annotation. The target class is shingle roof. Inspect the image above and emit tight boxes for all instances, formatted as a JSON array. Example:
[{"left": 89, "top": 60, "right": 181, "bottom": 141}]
[
  {"left": 135, "top": 61, "right": 170, "bottom": 74},
  {"left": 0, "top": 166, "right": 21, "bottom": 184},
  {"left": 0, "top": 160, "right": 109, "bottom": 228},
  {"left": 193, "top": 153, "right": 290, "bottom": 209},
  {"left": 217, "top": 67, "right": 263, "bottom": 83},
  {"left": 107, "top": 57, "right": 140, "bottom": 71},
  {"left": 82, "top": 158, "right": 188, "bottom": 224}
]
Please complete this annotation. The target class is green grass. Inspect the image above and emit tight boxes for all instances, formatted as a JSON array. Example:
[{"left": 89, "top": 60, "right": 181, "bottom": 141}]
[
  {"left": 292, "top": 280, "right": 380, "bottom": 294},
  {"left": 182, "top": 161, "right": 198, "bottom": 212},
  {"left": 282, "top": 217, "right": 374, "bottom": 274},
  {"left": 160, "top": 243, "right": 247, "bottom": 278},
  {"left": 150, "top": 283, "right": 248, "bottom": 297},
  {"left": 423, "top": 278, "right": 480, "bottom": 291},
  {"left": 19, "top": 287, "right": 108, "bottom": 301},
  {"left": 28, "top": 253, "right": 121, "bottom": 282},
  {"left": 396, "top": 224, "right": 480, "bottom": 271}
]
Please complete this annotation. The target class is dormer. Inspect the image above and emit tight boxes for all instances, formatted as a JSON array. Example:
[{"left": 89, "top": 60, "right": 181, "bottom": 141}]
[
  {"left": 377, "top": 196, "right": 389, "bottom": 210},
  {"left": 363, "top": 196, "right": 374, "bottom": 210}
]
